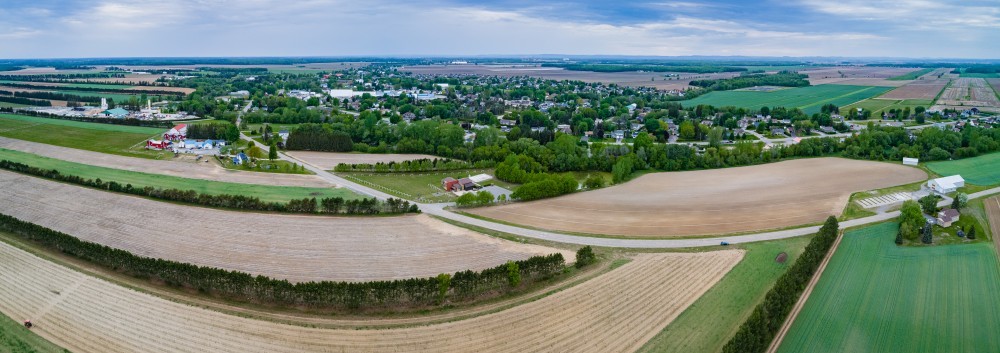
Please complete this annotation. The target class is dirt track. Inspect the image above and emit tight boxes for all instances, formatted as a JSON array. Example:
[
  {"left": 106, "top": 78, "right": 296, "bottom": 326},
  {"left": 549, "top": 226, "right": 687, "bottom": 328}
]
[
  {"left": 0, "top": 171, "right": 570, "bottom": 282},
  {"left": 0, "top": 136, "right": 332, "bottom": 187},
  {"left": 469, "top": 158, "right": 927, "bottom": 237},
  {"left": 286, "top": 151, "right": 440, "bottom": 169},
  {"left": 0, "top": 240, "right": 743, "bottom": 353}
]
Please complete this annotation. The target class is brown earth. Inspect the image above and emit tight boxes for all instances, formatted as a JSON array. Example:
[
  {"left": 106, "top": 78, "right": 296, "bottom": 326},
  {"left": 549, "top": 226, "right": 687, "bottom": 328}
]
[
  {"left": 933, "top": 77, "right": 1000, "bottom": 112},
  {"left": 0, "top": 136, "right": 333, "bottom": 187},
  {"left": 469, "top": 158, "right": 927, "bottom": 237},
  {"left": 286, "top": 151, "right": 441, "bottom": 169},
  {"left": 0, "top": 171, "right": 571, "bottom": 282},
  {"left": 401, "top": 65, "right": 742, "bottom": 91},
  {"left": 880, "top": 79, "right": 949, "bottom": 100},
  {"left": 802, "top": 67, "right": 919, "bottom": 86},
  {"left": 0, "top": 241, "right": 743, "bottom": 353}
]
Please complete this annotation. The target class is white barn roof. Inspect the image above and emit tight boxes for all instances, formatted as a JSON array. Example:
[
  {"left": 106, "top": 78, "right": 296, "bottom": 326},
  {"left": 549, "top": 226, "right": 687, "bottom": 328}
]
[{"left": 932, "top": 175, "right": 965, "bottom": 189}]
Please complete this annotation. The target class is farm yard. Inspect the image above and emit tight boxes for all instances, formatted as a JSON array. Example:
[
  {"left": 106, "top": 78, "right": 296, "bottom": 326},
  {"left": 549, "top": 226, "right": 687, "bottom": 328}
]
[
  {"left": 680, "top": 85, "right": 892, "bottom": 114},
  {"left": 933, "top": 77, "right": 1000, "bottom": 112},
  {"left": 0, "top": 148, "right": 355, "bottom": 203},
  {"left": 777, "top": 222, "right": 1000, "bottom": 353},
  {"left": 0, "top": 136, "right": 331, "bottom": 187},
  {"left": 0, "top": 239, "right": 742, "bottom": 353},
  {"left": 0, "top": 170, "right": 571, "bottom": 282},
  {"left": 0, "top": 114, "right": 168, "bottom": 159},
  {"left": 469, "top": 158, "right": 927, "bottom": 237},
  {"left": 926, "top": 151, "right": 1000, "bottom": 186},
  {"left": 286, "top": 150, "right": 440, "bottom": 170}
]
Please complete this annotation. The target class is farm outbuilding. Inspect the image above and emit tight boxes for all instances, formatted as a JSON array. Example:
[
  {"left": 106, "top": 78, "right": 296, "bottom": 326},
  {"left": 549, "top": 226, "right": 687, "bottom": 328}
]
[
  {"left": 441, "top": 177, "right": 458, "bottom": 191},
  {"left": 163, "top": 124, "right": 188, "bottom": 141},
  {"left": 927, "top": 175, "right": 964, "bottom": 194},
  {"left": 903, "top": 157, "right": 919, "bottom": 166}
]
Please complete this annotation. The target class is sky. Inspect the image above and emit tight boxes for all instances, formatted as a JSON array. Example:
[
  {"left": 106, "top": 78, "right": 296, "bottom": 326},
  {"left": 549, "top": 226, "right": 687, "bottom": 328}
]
[{"left": 0, "top": 0, "right": 998, "bottom": 59}]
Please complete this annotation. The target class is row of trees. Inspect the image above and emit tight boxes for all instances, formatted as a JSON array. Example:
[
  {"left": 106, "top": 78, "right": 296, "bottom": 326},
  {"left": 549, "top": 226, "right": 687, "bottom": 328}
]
[
  {"left": 689, "top": 72, "right": 810, "bottom": 91},
  {"left": 455, "top": 190, "right": 498, "bottom": 207},
  {"left": 0, "top": 96, "right": 50, "bottom": 106},
  {"left": 186, "top": 122, "right": 240, "bottom": 141},
  {"left": 0, "top": 213, "right": 566, "bottom": 310},
  {"left": 286, "top": 123, "right": 354, "bottom": 152},
  {"left": 0, "top": 160, "right": 418, "bottom": 215},
  {"left": 0, "top": 89, "right": 103, "bottom": 103},
  {"left": 332, "top": 158, "right": 478, "bottom": 173},
  {"left": 723, "top": 216, "right": 840, "bottom": 353},
  {"left": 0, "top": 81, "right": 184, "bottom": 97}
]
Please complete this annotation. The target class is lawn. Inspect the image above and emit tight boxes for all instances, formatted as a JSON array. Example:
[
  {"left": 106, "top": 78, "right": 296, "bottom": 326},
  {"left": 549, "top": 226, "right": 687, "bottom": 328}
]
[
  {"left": 841, "top": 98, "right": 934, "bottom": 116},
  {"left": 340, "top": 169, "right": 518, "bottom": 203},
  {"left": 926, "top": 152, "right": 1000, "bottom": 186},
  {"left": 0, "top": 114, "right": 168, "bottom": 159},
  {"left": 887, "top": 68, "right": 934, "bottom": 80},
  {"left": 0, "top": 312, "right": 66, "bottom": 353},
  {"left": 777, "top": 222, "right": 1000, "bottom": 353},
  {"left": 638, "top": 235, "right": 812, "bottom": 353},
  {"left": 0, "top": 148, "right": 359, "bottom": 202},
  {"left": 682, "top": 85, "right": 892, "bottom": 114}
]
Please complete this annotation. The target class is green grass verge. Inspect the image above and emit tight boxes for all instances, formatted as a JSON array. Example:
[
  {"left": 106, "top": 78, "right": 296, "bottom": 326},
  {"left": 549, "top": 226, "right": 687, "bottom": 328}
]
[
  {"left": 682, "top": 85, "right": 892, "bottom": 114},
  {"left": 777, "top": 222, "right": 1000, "bottom": 353},
  {"left": 637, "top": 235, "right": 812, "bottom": 353},
  {"left": 0, "top": 313, "right": 66, "bottom": 353},
  {"left": 0, "top": 114, "right": 168, "bottom": 159},
  {"left": 926, "top": 151, "right": 1000, "bottom": 186},
  {"left": 887, "top": 68, "right": 934, "bottom": 80},
  {"left": 0, "top": 148, "right": 360, "bottom": 202}
]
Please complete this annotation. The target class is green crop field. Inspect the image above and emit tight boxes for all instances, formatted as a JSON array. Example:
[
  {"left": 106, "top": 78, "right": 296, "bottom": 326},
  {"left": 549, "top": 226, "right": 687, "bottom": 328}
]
[
  {"left": 0, "top": 148, "right": 359, "bottom": 202},
  {"left": 0, "top": 311, "right": 66, "bottom": 353},
  {"left": 0, "top": 101, "right": 28, "bottom": 108},
  {"left": 0, "top": 114, "right": 167, "bottom": 159},
  {"left": 682, "top": 85, "right": 892, "bottom": 114},
  {"left": 778, "top": 222, "right": 1000, "bottom": 353},
  {"left": 841, "top": 98, "right": 934, "bottom": 116},
  {"left": 638, "top": 236, "right": 812, "bottom": 353},
  {"left": 887, "top": 68, "right": 934, "bottom": 80},
  {"left": 926, "top": 152, "right": 1000, "bottom": 186}
]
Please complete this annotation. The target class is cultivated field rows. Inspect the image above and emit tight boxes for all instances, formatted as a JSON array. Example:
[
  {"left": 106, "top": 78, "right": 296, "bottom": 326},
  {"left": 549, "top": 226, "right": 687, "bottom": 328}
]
[
  {"left": 0, "top": 171, "right": 572, "bottom": 282},
  {"left": 935, "top": 77, "right": 1000, "bottom": 108},
  {"left": 0, "top": 240, "right": 744, "bottom": 353},
  {"left": 285, "top": 151, "right": 440, "bottom": 169},
  {"left": 470, "top": 158, "right": 927, "bottom": 237},
  {"left": 880, "top": 79, "right": 949, "bottom": 100},
  {"left": 802, "top": 67, "right": 917, "bottom": 86},
  {"left": 0, "top": 136, "right": 333, "bottom": 187}
]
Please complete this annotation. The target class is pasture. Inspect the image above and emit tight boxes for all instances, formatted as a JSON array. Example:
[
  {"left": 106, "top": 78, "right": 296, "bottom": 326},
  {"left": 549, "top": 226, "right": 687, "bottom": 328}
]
[
  {"left": 639, "top": 236, "right": 811, "bottom": 353},
  {"left": 777, "top": 222, "right": 1000, "bottom": 353},
  {"left": 0, "top": 238, "right": 742, "bottom": 352},
  {"left": 0, "top": 148, "right": 356, "bottom": 203},
  {"left": 0, "top": 170, "right": 571, "bottom": 282},
  {"left": 286, "top": 150, "right": 440, "bottom": 169},
  {"left": 841, "top": 98, "right": 934, "bottom": 116},
  {"left": 0, "top": 114, "right": 165, "bottom": 159},
  {"left": 341, "top": 170, "right": 517, "bottom": 203},
  {"left": 926, "top": 151, "right": 1000, "bottom": 186},
  {"left": 681, "top": 85, "right": 892, "bottom": 114},
  {"left": 469, "top": 158, "right": 927, "bottom": 237}
]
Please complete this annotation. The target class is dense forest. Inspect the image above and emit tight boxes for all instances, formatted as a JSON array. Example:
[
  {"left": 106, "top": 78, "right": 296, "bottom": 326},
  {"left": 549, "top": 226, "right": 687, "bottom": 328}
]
[{"left": 689, "top": 72, "right": 810, "bottom": 90}]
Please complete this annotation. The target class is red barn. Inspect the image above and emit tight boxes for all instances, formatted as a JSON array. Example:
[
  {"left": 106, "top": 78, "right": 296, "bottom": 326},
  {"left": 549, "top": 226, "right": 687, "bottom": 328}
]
[
  {"left": 163, "top": 124, "right": 188, "bottom": 141},
  {"left": 442, "top": 177, "right": 458, "bottom": 191}
]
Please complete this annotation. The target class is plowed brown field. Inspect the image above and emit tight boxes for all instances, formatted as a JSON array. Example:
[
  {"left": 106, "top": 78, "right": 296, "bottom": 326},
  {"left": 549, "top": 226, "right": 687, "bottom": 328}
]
[
  {"left": 0, "top": 240, "right": 743, "bottom": 353},
  {"left": 880, "top": 79, "right": 948, "bottom": 100},
  {"left": 0, "top": 136, "right": 332, "bottom": 187},
  {"left": 0, "top": 171, "right": 570, "bottom": 282},
  {"left": 469, "top": 158, "right": 927, "bottom": 237}
]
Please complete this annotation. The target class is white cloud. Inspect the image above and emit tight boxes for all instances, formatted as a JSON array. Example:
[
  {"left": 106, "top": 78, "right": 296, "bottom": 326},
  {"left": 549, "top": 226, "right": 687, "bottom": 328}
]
[{"left": 800, "top": 0, "right": 1000, "bottom": 29}]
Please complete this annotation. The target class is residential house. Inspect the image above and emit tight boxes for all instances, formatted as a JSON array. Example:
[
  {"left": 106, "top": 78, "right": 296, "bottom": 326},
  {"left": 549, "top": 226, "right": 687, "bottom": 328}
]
[{"left": 936, "top": 208, "right": 960, "bottom": 227}]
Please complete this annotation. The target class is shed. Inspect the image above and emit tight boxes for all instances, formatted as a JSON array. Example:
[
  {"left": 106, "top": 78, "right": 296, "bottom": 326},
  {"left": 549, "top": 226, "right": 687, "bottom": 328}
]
[
  {"left": 458, "top": 177, "right": 477, "bottom": 191},
  {"left": 927, "top": 175, "right": 964, "bottom": 194},
  {"left": 902, "top": 157, "right": 919, "bottom": 166}
]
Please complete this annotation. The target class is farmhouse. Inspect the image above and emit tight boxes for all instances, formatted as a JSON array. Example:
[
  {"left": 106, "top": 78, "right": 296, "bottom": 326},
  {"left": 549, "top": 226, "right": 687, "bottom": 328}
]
[
  {"left": 936, "top": 208, "right": 960, "bottom": 228},
  {"left": 927, "top": 175, "right": 965, "bottom": 194},
  {"left": 232, "top": 152, "right": 249, "bottom": 165}
]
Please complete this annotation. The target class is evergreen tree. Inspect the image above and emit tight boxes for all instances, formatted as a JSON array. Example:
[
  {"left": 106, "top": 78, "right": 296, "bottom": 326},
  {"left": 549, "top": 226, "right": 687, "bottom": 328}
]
[
  {"left": 921, "top": 224, "right": 933, "bottom": 244},
  {"left": 968, "top": 226, "right": 977, "bottom": 240},
  {"left": 895, "top": 231, "right": 903, "bottom": 245}
]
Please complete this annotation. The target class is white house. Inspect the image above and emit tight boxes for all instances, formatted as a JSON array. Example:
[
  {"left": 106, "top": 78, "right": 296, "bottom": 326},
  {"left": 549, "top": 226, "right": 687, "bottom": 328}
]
[
  {"left": 902, "top": 157, "right": 919, "bottom": 166},
  {"left": 927, "top": 175, "right": 965, "bottom": 194}
]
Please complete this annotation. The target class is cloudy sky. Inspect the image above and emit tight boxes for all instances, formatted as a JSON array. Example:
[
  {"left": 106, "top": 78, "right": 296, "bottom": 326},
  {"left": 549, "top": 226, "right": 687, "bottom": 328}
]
[{"left": 1, "top": 0, "right": 998, "bottom": 59}]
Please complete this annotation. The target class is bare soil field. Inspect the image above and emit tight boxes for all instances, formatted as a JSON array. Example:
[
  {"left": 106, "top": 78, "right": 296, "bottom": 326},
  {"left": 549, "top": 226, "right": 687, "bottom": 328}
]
[
  {"left": 401, "top": 65, "right": 742, "bottom": 91},
  {"left": 933, "top": 77, "right": 1000, "bottom": 112},
  {"left": 0, "top": 136, "right": 332, "bottom": 187},
  {"left": 0, "top": 240, "right": 743, "bottom": 353},
  {"left": 802, "top": 67, "right": 918, "bottom": 86},
  {"left": 469, "top": 158, "right": 927, "bottom": 237},
  {"left": 286, "top": 151, "right": 440, "bottom": 169},
  {"left": 880, "top": 79, "right": 949, "bottom": 100},
  {"left": 0, "top": 171, "right": 570, "bottom": 282}
]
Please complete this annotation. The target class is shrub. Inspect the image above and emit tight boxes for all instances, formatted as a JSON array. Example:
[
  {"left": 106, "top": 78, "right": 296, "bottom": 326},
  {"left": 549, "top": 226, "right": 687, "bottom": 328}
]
[{"left": 575, "top": 246, "right": 596, "bottom": 268}]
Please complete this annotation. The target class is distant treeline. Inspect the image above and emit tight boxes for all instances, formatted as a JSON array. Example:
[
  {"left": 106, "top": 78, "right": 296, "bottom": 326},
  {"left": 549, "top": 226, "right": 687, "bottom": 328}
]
[
  {"left": 722, "top": 216, "right": 840, "bottom": 353},
  {"left": 0, "top": 96, "right": 51, "bottom": 106},
  {"left": 0, "top": 89, "right": 102, "bottom": 103},
  {"left": 542, "top": 63, "right": 749, "bottom": 73},
  {"left": 0, "top": 108, "right": 178, "bottom": 128},
  {"left": 0, "top": 82, "right": 184, "bottom": 97},
  {"left": 286, "top": 123, "right": 355, "bottom": 152},
  {"left": 0, "top": 213, "right": 567, "bottom": 311},
  {"left": 199, "top": 67, "right": 269, "bottom": 74},
  {"left": 0, "top": 73, "right": 126, "bottom": 80},
  {"left": 689, "top": 72, "right": 810, "bottom": 91},
  {"left": 187, "top": 122, "right": 240, "bottom": 141}
]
